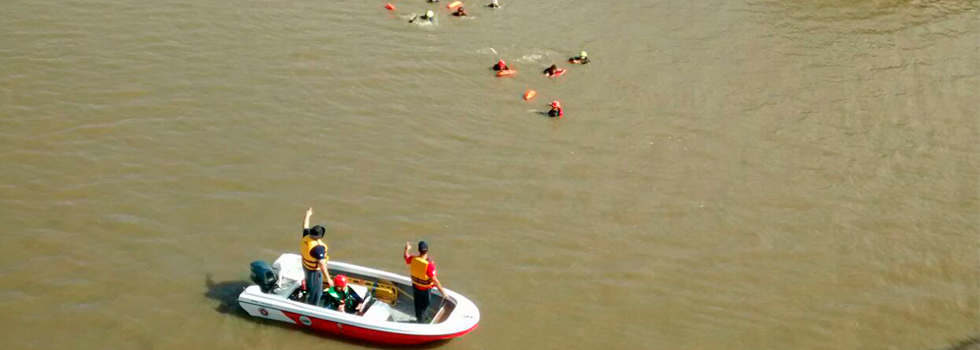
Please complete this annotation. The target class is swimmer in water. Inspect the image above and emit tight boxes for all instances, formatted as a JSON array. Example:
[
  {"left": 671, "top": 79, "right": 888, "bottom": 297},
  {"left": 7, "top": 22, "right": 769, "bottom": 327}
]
[
  {"left": 568, "top": 51, "right": 590, "bottom": 64},
  {"left": 548, "top": 101, "right": 563, "bottom": 118},
  {"left": 452, "top": 6, "right": 467, "bottom": 16},
  {"left": 410, "top": 10, "right": 436, "bottom": 23},
  {"left": 543, "top": 64, "right": 565, "bottom": 76},
  {"left": 492, "top": 59, "right": 508, "bottom": 71},
  {"left": 487, "top": 0, "right": 501, "bottom": 8}
]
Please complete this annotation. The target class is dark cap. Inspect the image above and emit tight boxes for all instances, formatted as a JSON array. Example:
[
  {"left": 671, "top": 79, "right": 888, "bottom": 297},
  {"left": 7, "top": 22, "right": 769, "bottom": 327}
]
[
  {"left": 417, "top": 241, "right": 428, "bottom": 253},
  {"left": 310, "top": 225, "right": 326, "bottom": 238}
]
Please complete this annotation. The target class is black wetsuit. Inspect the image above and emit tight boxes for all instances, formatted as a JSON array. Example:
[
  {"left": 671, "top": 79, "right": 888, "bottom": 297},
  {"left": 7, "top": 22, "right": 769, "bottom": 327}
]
[
  {"left": 493, "top": 63, "right": 507, "bottom": 71},
  {"left": 548, "top": 107, "right": 563, "bottom": 117},
  {"left": 569, "top": 56, "right": 590, "bottom": 64}
]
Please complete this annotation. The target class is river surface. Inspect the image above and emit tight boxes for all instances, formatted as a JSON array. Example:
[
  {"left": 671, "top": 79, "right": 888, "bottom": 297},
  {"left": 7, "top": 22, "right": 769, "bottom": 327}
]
[{"left": 1, "top": 0, "right": 978, "bottom": 349}]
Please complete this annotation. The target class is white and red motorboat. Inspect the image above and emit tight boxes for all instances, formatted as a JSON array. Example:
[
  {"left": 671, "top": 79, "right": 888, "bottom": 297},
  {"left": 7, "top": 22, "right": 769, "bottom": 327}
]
[{"left": 237, "top": 254, "right": 479, "bottom": 345}]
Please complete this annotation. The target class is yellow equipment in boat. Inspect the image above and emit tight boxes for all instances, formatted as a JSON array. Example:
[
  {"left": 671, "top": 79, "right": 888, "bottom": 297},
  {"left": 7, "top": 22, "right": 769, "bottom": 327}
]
[{"left": 347, "top": 277, "right": 399, "bottom": 304}]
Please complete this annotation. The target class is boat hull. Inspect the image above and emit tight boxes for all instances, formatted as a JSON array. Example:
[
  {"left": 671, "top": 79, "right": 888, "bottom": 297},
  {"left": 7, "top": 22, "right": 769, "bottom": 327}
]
[{"left": 241, "top": 300, "right": 476, "bottom": 345}]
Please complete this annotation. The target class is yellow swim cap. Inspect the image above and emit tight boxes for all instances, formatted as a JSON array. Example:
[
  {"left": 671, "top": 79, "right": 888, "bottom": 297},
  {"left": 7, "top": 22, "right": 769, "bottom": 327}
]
[
  {"left": 580, "top": 51, "right": 587, "bottom": 58},
  {"left": 426, "top": 10, "right": 434, "bottom": 17}
]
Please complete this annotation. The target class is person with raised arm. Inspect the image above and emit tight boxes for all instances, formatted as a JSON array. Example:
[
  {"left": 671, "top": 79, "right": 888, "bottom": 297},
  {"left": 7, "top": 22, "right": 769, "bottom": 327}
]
[
  {"left": 301, "top": 207, "right": 333, "bottom": 306},
  {"left": 404, "top": 241, "right": 446, "bottom": 323}
]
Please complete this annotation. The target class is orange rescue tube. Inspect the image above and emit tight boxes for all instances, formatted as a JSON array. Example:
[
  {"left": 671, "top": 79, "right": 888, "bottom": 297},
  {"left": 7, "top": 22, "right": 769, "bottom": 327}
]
[
  {"left": 523, "top": 90, "right": 536, "bottom": 100},
  {"left": 447, "top": 1, "right": 463, "bottom": 9},
  {"left": 496, "top": 69, "right": 516, "bottom": 77},
  {"left": 385, "top": 3, "right": 395, "bottom": 10}
]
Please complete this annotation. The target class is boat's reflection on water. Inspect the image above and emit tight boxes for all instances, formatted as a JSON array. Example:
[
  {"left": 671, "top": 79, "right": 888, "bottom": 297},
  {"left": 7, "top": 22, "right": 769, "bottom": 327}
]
[{"left": 204, "top": 274, "right": 250, "bottom": 315}]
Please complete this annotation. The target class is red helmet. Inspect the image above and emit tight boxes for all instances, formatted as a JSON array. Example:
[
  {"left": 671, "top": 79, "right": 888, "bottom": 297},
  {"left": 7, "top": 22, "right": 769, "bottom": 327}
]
[
  {"left": 333, "top": 274, "right": 347, "bottom": 288},
  {"left": 551, "top": 100, "right": 561, "bottom": 108}
]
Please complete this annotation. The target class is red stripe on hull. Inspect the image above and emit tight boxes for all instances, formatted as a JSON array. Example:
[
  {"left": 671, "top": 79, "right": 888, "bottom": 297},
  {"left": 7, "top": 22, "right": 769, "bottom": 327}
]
[{"left": 280, "top": 310, "right": 477, "bottom": 345}]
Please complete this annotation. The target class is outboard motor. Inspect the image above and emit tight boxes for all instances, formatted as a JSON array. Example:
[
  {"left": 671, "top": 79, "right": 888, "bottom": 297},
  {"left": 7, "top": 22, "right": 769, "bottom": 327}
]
[{"left": 250, "top": 260, "right": 277, "bottom": 293}]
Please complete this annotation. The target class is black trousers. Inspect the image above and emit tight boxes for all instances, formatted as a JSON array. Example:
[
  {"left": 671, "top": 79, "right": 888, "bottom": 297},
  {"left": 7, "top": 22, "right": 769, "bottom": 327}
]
[
  {"left": 304, "top": 269, "right": 322, "bottom": 306},
  {"left": 413, "top": 286, "right": 431, "bottom": 323}
]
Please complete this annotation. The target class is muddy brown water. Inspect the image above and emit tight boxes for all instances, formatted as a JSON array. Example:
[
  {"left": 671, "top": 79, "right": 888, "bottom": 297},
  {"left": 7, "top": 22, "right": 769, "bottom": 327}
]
[{"left": 0, "top": 0, "right": 977, "bottom": 349}]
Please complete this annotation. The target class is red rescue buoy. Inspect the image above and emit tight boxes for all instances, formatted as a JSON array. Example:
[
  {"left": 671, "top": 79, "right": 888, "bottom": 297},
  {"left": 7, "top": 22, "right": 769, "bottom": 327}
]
[
  {"left": 447, "top": 1, "right": 463, "bottom": 9},
  {"left": 496, "top": 69, "right": 516, "bottom": 77},
  {"left": 523, "top": 90, "right": 536, "bottom": 100},
  {"left": 385, "top": 3, "right": 395, "bottom": 10}
]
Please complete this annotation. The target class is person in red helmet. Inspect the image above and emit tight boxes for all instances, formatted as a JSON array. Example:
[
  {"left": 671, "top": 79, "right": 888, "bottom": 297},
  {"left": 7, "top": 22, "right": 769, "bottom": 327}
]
[
  {"left": 548, "top": 101, "right": 563, "bottom": 117},
  {"left": 324, "top": 274, "right": 365, "bottom": 313},
  {"left": 492, "top": 59, "right": 508, "bottom": 71}
]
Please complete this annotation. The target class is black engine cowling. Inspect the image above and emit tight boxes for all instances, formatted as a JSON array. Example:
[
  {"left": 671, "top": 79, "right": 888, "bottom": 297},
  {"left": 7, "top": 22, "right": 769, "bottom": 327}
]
[{"left": 250, "top": 260, "right": 277, "bottom": 293}]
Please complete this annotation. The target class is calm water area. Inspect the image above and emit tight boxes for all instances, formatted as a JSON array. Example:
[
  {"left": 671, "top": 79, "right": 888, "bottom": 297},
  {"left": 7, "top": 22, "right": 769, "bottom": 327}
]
[{"left": 1, "top": 0, "right": 978, "bottom": 349}]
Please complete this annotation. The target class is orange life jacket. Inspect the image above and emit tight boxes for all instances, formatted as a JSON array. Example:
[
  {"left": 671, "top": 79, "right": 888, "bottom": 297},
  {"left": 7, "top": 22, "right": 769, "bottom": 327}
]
[
  {"left": 300, "top": 235, "right": 327, "bottom": 270},
  {"left": 410, "top": 256, "right": 432, "bottom": 289}
]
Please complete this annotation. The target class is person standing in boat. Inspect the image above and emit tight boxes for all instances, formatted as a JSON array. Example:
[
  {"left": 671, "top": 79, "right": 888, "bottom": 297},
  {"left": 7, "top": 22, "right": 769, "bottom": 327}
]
[
  {"left": 302, "top": 207, "right": 334, "bottom": 306},
  {"left": 404, "top": 241, "right": 446, "bottom": 323}
]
